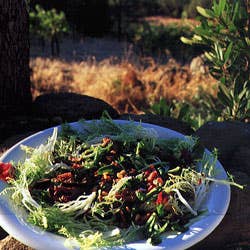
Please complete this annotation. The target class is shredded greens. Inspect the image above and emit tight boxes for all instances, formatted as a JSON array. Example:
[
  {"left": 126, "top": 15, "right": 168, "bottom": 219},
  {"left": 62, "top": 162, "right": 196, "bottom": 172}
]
[{"left": 0, "top": 117, "right": 243, "bottom": 249}]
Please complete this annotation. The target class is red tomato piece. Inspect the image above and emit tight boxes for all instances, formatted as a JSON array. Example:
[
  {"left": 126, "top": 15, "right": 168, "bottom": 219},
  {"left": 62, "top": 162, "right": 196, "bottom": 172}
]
[{"left": 0, "top": 162, "right": 14, "bottom": 182}]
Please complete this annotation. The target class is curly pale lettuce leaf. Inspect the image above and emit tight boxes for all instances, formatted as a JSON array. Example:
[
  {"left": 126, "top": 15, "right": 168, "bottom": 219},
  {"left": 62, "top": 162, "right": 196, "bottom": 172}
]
[{"left": 3, "top": 128, "right": 58, "bottom": 211}]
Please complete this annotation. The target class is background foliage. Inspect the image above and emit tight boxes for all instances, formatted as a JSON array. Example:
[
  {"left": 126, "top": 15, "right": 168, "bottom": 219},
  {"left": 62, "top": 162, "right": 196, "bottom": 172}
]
[
  {"left": 28, "top": 0, "right": 250, "bottom": 130},
  {"left": 30, "top": 5, "right": 69, "bottom": 56},
  {"left": 182, "top": 0, "right": 250, "bottom": 121},
  {"left": 29, "top": 0, "right": 211, "bottom": 37},
  {"left": 128, "top": 21, "right": 204, "bottom": 62}
]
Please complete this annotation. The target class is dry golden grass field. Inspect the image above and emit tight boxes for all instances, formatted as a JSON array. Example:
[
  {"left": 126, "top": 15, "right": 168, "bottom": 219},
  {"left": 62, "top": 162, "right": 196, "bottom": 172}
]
[
  {"left": 143, "top": 16, "right": 200, "bottom": 27},
  {"left": 30, "top": 55, "right": 216, "bottom": 114}
]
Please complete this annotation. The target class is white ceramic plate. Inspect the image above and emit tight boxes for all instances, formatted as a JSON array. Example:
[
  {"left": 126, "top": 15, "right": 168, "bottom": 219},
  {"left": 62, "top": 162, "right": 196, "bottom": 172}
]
[{"left": 0, "top": 120, "right": 230, "bottom": 250}]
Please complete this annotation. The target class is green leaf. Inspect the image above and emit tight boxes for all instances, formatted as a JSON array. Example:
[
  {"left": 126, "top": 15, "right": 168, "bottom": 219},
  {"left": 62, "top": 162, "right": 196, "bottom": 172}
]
[
  {"left": 97, "top": 165, "right": 114, "bottom": 175},
  {"left": 180, "top": 36, "right": 194, "bottom": 45},
  {"left": 212, "top": 1, "right": 220, "bottom": 16},
  {"left": 214, "top": 43, "right": 224, "bottom": 61},
  {"left": 224, "top": 42, "right": 233, "bottom": 62},
  {"left": 218, "top": 0, "right": 226, "bottom": 15},
  {"left": 135, "top": 190, "right": 146, "bottom": 201},
  {"left": 233, "top": 79, "right": 243, "bottom": 99},
  {"left": 196, "top": 6, "right": 214, "bottom": 19},
  {"left": 238, "top": 85, "right": 248, "bottom": 102},
  {"left": 178, "top": 104, "right": 190, "bottom": 121},
  {"left": 156, "top": 205, "right": 165, "bottom": 218},
  {"left": 150, "top": 98, "right": 171, "bottom": 117},
  {"left": 220, "top": 77, "right": 226, "bottom": 84},
  {"left": 245, "top": 37, "right": 250, "bottom": 46},
  {"left": 232, "top": 1, "right": 239, "bottom": 22},
  {"left": 239, "top": 98, "right": 248, "bottom": 110},
  {"left": 204, "top": 51, "right": 214, "bottom": 61},
  {"left": 218, "top": 83, "right": 233, "bottom": 108},
  {"left": 194, "top": 26, "right": 210, "bottom": 38}
]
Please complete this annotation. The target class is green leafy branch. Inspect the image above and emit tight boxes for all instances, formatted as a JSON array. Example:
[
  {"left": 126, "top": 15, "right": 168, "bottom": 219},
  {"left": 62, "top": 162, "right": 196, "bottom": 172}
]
[{"left": 181, "top": 0, "right": 250, "bottom": 121}]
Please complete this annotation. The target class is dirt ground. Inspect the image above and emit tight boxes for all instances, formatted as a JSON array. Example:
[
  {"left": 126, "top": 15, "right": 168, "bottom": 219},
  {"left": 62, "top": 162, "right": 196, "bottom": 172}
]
[{"left": 30, "top": 36, "right": 133, "bottom": 62}]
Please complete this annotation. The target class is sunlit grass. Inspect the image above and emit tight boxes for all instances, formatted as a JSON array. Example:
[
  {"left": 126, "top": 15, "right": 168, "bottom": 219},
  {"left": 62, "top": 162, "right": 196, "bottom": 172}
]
[{"left": 30, "top": 56, "right": 216, "bottom": 114}]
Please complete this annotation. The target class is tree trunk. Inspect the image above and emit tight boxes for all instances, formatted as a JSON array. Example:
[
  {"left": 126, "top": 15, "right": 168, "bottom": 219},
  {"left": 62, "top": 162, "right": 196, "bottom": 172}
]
[
  {"left": 55, "top": 35, "right": 60, "bottom": 57},
  {"left": 0, "top": 0, "right": 32, "bottom": 116},
  {"left": 51, "top": 35, "right": 60, "bottom": 57}
]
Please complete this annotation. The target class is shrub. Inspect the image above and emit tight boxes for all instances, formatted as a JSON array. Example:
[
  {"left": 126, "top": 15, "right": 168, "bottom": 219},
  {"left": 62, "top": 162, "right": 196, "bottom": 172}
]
[
  {"left": 30, "top": 5, "right": 69, "bottom": 56},
  {"left": 147, "top": 93, "right": 219, "bottom": 130},
  {"left": 129, "top": 22, "right": 204, "bottom": 62},
  {"left": 182, "top": 0, "right": 250, "bottom": 120}
]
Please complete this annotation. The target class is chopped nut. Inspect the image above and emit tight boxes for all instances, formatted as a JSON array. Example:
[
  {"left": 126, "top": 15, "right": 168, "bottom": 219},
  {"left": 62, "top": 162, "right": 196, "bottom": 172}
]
[{"left": 117, "top": 170, "right": 126, "bottom": 179}]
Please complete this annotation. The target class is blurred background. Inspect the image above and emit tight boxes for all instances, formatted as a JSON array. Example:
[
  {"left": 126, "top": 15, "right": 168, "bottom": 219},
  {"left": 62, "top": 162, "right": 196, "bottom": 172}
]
[{"left": 29, "top": 0, "right": 216, "bottom": 129}]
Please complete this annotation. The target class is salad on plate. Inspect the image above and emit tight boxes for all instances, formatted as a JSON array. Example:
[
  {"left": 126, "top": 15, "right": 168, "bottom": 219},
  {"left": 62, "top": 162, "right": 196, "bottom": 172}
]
[{"left": 0, "top": 117, "right": 242, "bottom": 249}]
